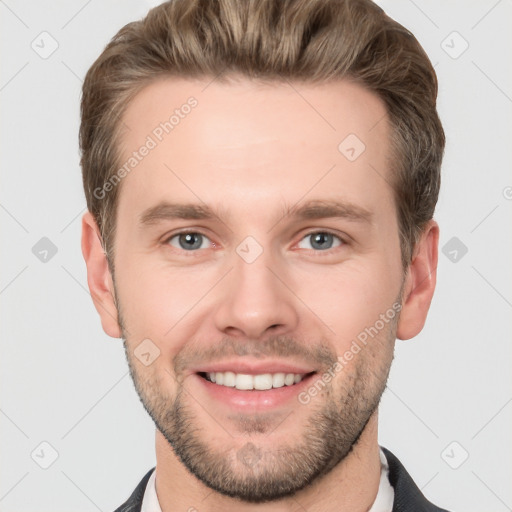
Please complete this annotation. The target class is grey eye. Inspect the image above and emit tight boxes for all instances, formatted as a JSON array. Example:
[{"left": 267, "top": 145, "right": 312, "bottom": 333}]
[
  {"left": 297, "top": 232, "right": 342, "bottom": 251},
  {"left": 168, "top": 232, "right": 209, "bottom": 251}
]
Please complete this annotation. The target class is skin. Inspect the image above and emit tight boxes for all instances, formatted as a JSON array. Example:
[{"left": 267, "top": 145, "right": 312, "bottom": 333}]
[{"left": 81, "top": 76, "right": 438, "bottom": 511}]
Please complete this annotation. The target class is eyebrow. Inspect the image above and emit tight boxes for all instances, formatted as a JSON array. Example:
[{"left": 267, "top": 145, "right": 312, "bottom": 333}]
[
  {"left": 139, "top": 202, "right": 228, "bottom": 225},
  {"left": 138, "top": 199, "right": 373, "bottom": 226},
  {"left": 283, "top": 199, "right": 373, "bottom": 224}
]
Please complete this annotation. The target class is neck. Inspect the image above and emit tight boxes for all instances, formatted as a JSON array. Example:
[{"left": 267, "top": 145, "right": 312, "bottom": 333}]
[{"left": 154, "top": 410, "right": 382, "bottom": 512}]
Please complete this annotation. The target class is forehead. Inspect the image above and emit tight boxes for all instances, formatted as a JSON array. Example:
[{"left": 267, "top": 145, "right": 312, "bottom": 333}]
[{"left": 116, "top": 75, "right": 393, "bottom": 225}]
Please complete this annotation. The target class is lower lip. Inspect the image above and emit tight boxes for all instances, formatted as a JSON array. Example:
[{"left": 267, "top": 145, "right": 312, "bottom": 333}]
[{"left": 194, "top": 373, "right": 317, "bottom": 410}]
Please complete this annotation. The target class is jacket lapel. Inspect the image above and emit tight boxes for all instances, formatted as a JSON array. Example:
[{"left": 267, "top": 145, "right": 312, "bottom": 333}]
[
  {"left": 113, "top": 467, "right": 155, "bottom": 512},
  {"left": 382, "top": 446, "right": 450, "bottom": 512}
]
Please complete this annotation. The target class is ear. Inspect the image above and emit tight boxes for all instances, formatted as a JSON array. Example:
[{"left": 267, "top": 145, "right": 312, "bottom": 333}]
[
  {"left": 81, "top": 211, "right": 122, "bottom": 338},
  {"left": 396, "top": 219, "right": 439, "bottom": 340}
]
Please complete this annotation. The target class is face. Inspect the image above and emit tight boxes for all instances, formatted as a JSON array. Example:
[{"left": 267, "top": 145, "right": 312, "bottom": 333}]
[{"left": 107, "top": 76, "right": 406, "bottom": 501}]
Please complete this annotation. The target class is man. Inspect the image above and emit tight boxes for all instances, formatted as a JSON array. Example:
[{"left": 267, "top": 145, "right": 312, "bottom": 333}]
[{"left": 80, "top": 0, "right": 449, "bottom": 510}]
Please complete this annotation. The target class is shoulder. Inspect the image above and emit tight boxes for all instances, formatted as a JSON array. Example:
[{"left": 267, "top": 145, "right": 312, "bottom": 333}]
[
  {"left": 113, "top": 467, "right": 156, "bottom": 512},
  {"left": 381, "top": 446, "right": 452, "bottom": 512}
]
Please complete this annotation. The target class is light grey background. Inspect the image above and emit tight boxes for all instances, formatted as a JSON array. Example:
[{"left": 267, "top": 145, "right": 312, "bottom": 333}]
[{"left": 1, "top": 1, "right": 511, "bottom": 511}]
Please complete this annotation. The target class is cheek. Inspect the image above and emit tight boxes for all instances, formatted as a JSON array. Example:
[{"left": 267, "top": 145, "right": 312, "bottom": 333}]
[
  {"left": 115, "top": 259, "right": 216, "bottom": 351},
  {"left": 294, "top": 259, "right": 400, "bottom": 344}
]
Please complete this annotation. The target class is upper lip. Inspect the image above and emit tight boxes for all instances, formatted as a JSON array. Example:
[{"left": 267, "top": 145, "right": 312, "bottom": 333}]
[{"left": 190, "top": 359, "right": 316, "bottom": 376}]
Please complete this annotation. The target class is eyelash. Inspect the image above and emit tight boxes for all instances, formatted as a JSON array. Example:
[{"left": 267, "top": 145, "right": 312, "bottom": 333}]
[{"left": 162, "top": 229, "right": 347, "bottom": 255}]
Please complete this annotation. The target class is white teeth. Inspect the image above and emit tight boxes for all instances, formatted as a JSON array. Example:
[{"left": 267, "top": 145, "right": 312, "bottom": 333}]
[
  {"left": 205, "top": 371, "right": 306, "bottom": 390},
  {"left": 284, "top": 373, "right": 295, "bottom": 386},
  {"left": 223, "top": 371, "right": 236, "bottom": 387},
  {"left": 272, "top": 373, "right": 285, "bottom": 388},
  {"left": 236, "top": 373, "right": 254, "bottom": 390},
  {"left": 253, "top": 374, "right": 273, "bottom": 390}
]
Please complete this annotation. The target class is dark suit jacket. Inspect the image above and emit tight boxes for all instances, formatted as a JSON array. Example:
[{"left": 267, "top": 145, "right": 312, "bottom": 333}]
[{"left": 114, "top": 446, "right": 451, "bottom": 511}]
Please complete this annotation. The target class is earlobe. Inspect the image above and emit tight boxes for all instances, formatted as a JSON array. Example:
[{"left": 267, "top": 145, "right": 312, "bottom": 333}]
[
  {"left": 81, "top": 211, "right": 122, "bottom": 339},
  {"left": 396, "top": 220, "right": 439, "bottom": 341}
]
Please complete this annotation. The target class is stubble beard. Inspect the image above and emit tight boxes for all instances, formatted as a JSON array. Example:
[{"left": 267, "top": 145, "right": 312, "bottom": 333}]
[{"left": 121, "top": 333, "right": 395, "bottom": 503}]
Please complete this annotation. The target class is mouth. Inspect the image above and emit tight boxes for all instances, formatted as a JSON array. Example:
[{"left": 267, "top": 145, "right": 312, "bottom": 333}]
[
  {"left": 198, "top": 371, "right": 315, "bottom": 391},
  {"left": 190, "top": 361, "right": 319, "bottom": 410}
]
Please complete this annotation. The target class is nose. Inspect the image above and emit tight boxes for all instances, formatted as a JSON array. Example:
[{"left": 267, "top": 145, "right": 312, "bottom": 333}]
[{"left": 213, "top": 247, "right": 300, "bottom": 340}]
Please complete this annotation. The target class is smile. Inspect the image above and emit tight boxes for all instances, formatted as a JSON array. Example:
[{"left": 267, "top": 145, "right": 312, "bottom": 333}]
[{"left": 200, "top": 371, "right": 311, "bottom": 390}]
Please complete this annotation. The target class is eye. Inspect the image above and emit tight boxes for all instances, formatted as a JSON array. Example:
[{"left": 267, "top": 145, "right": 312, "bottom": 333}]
[
  {"left": 297, "top": 231, "right": 344, "bottom": 251},
  {"left": 165, "top": 231, "right": 212, "bottom": 251}
]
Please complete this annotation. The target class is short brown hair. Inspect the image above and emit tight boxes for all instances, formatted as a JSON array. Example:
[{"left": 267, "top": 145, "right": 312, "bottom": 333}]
[{"left": 80, "top": 0, "right": 444, "bottom": 272}]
